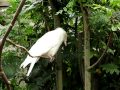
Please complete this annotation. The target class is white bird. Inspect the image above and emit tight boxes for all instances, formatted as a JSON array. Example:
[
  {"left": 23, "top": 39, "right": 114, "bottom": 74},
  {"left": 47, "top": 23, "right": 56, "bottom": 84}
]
[{"left": 20, "top": 27, "right": 67, "bottom": 76}]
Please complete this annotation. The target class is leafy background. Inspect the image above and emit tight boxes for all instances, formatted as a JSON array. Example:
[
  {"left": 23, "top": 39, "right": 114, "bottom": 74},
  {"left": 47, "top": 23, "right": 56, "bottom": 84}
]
[{"left": 0, "top": 0, "right": 120, "bottom": 90}]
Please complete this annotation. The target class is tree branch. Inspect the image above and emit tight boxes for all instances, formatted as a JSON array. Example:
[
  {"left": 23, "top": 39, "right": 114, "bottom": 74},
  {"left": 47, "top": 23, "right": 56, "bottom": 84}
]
[
  {"left": 6, "top": 38, "right": 34, "bottom": 58},
  {"left": 0, "top": 0, "right": 26, "bottom": 90},
  {"left": 6, "top": 39, "right": 41, "bottom": 58},
  {"left": 88, "top": 33, "right": 112, "bottom": 70}
]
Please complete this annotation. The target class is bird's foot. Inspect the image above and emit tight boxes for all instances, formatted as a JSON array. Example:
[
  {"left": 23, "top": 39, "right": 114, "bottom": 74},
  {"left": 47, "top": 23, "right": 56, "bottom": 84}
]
[{"left": 49, "top": 56, "right": 55, "bottom": 62}]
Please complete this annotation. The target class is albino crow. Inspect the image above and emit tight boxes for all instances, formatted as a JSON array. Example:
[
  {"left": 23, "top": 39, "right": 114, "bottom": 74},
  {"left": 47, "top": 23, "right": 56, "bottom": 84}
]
[{"left": 20, "top": 27, "right": 67, "bottom": 76}]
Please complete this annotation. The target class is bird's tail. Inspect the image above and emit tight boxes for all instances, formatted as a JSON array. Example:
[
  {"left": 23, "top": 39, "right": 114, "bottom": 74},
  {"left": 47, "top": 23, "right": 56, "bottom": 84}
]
[{"left": 20, "top": 56, "right": 39, "bottom": 76}]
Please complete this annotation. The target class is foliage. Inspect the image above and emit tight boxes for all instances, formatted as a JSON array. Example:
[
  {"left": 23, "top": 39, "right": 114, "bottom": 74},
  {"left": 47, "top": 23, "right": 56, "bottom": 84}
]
[
  {"left": 101, "top": 63, "right": 120, "bottom": 75},
  {"left": 0, "top": 0, "right": 120, "bottom": 90}
]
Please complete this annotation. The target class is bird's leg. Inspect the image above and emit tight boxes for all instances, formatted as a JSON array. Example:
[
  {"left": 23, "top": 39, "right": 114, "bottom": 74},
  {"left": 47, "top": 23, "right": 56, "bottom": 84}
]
[
  {"left": 64, "top": 41, "right": 67, "bottom": 46},
  {"left": 49, "top": 55, "right": 55, "bottom": 62}
]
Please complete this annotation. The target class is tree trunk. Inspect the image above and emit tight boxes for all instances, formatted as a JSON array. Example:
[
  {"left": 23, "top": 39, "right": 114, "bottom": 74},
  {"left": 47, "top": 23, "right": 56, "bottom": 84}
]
[
  {"left": 83, "top": 7, "right": 91, "bottom": 90},
  {"left": 77, "top": 32, "right": 84, "bottom": 88},
  {"left": 74, "top": 17, "right": 84, "bottom": 88},
  {"left": 48, "top": 0, "right": 63, "bottom": 90},
  {"left": 80, "top": 3, "right": 91, "bottom": 90},
  {"left": 54, "top": 15, "right": 62, "bottom": 90}
]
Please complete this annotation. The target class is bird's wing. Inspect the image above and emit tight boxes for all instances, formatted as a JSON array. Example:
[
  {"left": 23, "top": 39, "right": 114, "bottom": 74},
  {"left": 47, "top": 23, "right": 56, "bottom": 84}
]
[{"left": 28, "top": 31, "right": 62, "bottom": 57}]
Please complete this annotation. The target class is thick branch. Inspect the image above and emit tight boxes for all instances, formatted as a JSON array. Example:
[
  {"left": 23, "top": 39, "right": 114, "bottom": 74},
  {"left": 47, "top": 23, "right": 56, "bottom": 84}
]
[
  {"left": 0, "top": 71, "right": 11, "bottom": 90},
  {"left": 0, "top": 0, "right": 26, "bottom": 90},
  {"left": 88, "top": 33, "right": 112, "bottom": 70}
]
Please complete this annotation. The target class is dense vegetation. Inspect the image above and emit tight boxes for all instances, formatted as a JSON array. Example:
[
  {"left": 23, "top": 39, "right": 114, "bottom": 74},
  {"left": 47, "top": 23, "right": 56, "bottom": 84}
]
[{"left": 0, "top": 0, "right": 120, "bottom": 90}]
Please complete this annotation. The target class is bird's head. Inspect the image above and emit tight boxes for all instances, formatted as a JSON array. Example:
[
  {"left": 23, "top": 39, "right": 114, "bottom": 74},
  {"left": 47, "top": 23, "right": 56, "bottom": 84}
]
[{"left": 55, "top": 27, "right": 67, "bottom": 46}]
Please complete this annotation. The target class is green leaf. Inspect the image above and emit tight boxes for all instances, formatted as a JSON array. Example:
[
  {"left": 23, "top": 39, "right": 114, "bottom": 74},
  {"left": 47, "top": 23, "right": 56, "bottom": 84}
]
[
  {"left": 110, "top": 0, "right": 120, "bottom": 8},
  {"left": 90, "top": 50, "right": 98, "bottom": 59},
  {"left": 56, "top": 10, "right": 63, "bottom": 15},
  {"left": 63, "top": 7, "right": 67, "bottom": 12},
  {"left": 111, "top": 23, "right": 120, "bottom": 31},
  {"left": 101, "top": 0, "right": 107, "bottom": 4},
  {"left": 107, "top": 49, "right": 115, "bottom": 55},
  {"left": 101, "top": 63, "right": 120, "bottom": 75}
]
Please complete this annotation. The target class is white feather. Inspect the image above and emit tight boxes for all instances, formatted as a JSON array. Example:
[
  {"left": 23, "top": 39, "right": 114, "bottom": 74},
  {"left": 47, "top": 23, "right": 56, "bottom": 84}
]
[{"left": 20, "top": 27, "right": 67, "bottom": 76}]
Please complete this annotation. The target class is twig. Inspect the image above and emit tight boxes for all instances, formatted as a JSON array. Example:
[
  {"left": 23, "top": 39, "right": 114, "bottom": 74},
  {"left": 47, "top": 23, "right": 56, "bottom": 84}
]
[
  {"left": 6, "top": 38, "right": 33, "bottom": 58},
  {"left": 87, "top": 33, "right": 112, "bottom": 70},
  {"left": 6, "top": 38, "right": 40, "bottom": 58}
]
